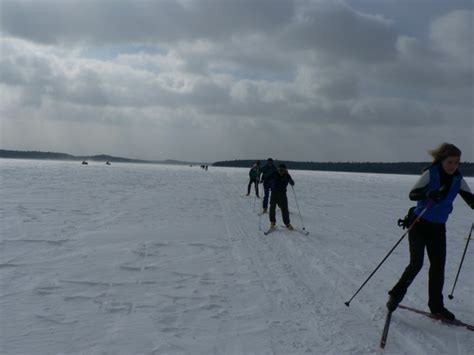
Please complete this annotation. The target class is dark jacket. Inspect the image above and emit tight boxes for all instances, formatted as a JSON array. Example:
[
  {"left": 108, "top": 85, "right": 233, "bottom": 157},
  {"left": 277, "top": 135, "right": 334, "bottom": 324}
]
[
  {"left": 271, "top": 171, "right": 294, "bottom": 193},
  {"left": 249, "top": 165, "right": 260, "bottom": 179},
  {"left": 260, "top": 164, "right": 277, "bottom": 183}
]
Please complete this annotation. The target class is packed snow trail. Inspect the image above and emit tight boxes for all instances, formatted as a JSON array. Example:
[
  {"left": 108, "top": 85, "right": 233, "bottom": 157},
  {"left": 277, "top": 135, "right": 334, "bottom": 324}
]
[{"left": 0, "top": 160, "right": 473, "bottom": 354}]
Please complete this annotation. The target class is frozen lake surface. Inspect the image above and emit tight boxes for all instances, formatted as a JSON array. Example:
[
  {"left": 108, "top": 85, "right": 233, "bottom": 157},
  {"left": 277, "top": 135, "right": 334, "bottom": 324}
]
[{"left": 1, "top": 159, "right": 473, "bottom": 354}]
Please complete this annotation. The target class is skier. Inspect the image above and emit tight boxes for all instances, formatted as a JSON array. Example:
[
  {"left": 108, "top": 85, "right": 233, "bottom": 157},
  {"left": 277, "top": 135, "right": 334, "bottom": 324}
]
[
  {"left": 386, "top": 143, "right": 474, "bottom": 320},
  {"left": 259, "top": 158, "right": 277, "bottom": 214},
  {"left": 269, "top": 163, "right": 295, "bottom": 230},
  {"left": 246, "top": 161, "right": 260, "bottom": 197}
]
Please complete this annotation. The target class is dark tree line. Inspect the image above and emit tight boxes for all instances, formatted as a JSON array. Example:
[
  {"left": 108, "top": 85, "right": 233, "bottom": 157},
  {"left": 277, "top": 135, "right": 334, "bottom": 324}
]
[
  {"left": 0, "top": 149, "right": 76, "bottom": 160},
  {"left": 0, "top": 149, "right": 141, "bottom": 163},
  {"left": 212, "top": 160, "right": 474, "bottom": 177}
]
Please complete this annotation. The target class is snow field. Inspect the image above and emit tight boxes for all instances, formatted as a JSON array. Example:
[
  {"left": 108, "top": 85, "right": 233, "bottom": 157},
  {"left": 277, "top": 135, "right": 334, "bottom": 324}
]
[{"left": 0, "top": 159, "right": 472, "bottom": 354}]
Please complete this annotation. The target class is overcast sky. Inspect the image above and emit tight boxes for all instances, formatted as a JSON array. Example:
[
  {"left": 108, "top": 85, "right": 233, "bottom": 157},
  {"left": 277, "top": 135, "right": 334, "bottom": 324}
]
[{"left": 1, "top": 0, "right": 473, "bottom": 162}]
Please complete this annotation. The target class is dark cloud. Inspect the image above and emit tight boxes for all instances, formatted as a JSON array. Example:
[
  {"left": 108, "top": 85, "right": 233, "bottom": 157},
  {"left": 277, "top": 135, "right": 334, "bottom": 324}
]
[
  {"left": 0, "top": 0, "right": 294, "bottom": 45},
  {"left": 280, "top": 1, "right": 397, "bottom": 63}
]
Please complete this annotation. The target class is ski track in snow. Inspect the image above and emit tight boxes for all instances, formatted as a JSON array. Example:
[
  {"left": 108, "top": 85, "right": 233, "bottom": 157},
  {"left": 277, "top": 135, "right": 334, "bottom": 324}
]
[
  {"left": 213, "top": 174, "right": 373, "bottom": 354},
  {"left": 0, "top": 159, "right": 473, "bottom": 354}
]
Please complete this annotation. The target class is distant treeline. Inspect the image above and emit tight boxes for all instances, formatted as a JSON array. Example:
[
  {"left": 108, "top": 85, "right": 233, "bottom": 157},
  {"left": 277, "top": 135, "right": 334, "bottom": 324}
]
[
  {"left": 1, "top": 150, "right": 78, "bottom": 160},
  {"left": 0, "top": 149, "right": 142, "bottom": 163},
  {"left": 0, "top": 149, "right": 200, "bottom": 165},
  {"left": 213, "top": 160, "right": 474, "bottom": 177}
]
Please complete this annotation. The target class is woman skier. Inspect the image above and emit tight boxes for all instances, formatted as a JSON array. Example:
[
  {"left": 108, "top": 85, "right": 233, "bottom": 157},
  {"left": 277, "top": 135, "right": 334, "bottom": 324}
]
[{"left": 386, "top": 143, "right": 474, "bottom": 320}]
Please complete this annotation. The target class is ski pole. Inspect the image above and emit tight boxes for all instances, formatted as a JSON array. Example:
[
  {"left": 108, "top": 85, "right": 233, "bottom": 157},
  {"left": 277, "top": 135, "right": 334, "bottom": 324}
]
[
  {"left": 448, "top": 222, "right": 474, "bottom": 300},
  {"left": 344, "top": 202, "right": 432, "bottom": 307},
  {"left": 291, "top": 185, "right": 306, "bottom": 231},
  {"left": 258, "top": 192, "right": 262, "bottom": 231},
  {"left": 253, "top": 176, "right": 259, "bottom": 212},
  {"left": 244, "top": 180, "right": 250, "bottom": 196},
  {"left": 253, "top": 189, "right": 257, "bottom": 212}
]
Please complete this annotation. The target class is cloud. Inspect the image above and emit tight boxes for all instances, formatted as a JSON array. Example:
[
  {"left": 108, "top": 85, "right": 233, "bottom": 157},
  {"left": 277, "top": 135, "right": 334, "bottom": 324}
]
[
  {"left": 280, "top": 1, "right": 397, "bottom": 63},
  {"left": 430, "top": 10, "right": 473, "bottom": 66},
  {"left": 0, "top": 0, "right": 294, "bottom": 45},
  {"left": 0, "top": 1, "right": 473, "bottom": 161}
]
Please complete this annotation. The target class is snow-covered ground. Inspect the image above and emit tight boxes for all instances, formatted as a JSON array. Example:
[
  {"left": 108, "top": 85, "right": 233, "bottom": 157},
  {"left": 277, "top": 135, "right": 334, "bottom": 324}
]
[{"left": 1, "top": 159, "right": 473, "bottom": 355}]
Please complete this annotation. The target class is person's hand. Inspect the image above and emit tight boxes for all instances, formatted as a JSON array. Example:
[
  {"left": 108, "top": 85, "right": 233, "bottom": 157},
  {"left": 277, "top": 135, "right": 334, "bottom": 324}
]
[{"left": 426, "top": 189, "right": 444, "bottom": 202}]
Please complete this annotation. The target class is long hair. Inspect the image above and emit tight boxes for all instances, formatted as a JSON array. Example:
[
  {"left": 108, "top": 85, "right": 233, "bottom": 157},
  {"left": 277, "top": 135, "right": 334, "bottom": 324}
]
[{"left": 429, "top": 143, "right": 462, "bottom": 164}]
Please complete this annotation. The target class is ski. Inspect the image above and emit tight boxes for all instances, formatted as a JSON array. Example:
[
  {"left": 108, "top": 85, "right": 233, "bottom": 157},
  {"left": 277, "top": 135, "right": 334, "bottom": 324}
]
[
  {"left": 263, "top": 227, "right": 277, "bottom": 235},
  {"left": 279, "top": 225, "right": 309, "bottom": 236},
  {"left": 380, "top": 310, "right": 393, "bottom": 349},
  {"left": 296, "top": 228, "right": 309, "bottom": 236},
  {"left": 398, "top": 304, "right": 474, "bottom": 331}
]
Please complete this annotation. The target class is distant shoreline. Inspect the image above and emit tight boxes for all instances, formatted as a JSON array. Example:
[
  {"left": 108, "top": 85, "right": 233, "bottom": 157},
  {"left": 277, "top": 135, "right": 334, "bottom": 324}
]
[
  {"left": 1, "top": 149, "right": 472, "bottom": 176},
  {"left": 213, "top": 160, "right": 474, "bottom": 177},
  {"left": 0, "top": 149, "right": 202, "bottom": 166}
]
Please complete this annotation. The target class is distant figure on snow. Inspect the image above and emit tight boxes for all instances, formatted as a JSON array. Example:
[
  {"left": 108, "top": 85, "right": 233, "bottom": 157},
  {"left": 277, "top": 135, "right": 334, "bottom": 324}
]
[
  {"left": 386, "top": 143, "right": 474, "bottom": 321},
  {"left": 246, "top": 161, "right": 260, "bottom": 197},
  {"left": 259, "top": 158, "right": 277, "bottom": 214},
  {"left": 106, "top": 161, "right": 111, "bottom": 165},
  {"left": 81, "top": 160, "right": 88, "bottom": 165},
  {"left": 269, "top": 163, "right": 295, "bottom": 230}
]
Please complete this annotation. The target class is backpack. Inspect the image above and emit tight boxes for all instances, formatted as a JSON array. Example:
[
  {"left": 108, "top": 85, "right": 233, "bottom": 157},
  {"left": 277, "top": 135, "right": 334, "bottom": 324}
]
[
  {"left": 249, "top": 167, "right": 259, "bottom": 179},
  {"left": 397, "top": 206, "right": 416, "bottom": 229}
]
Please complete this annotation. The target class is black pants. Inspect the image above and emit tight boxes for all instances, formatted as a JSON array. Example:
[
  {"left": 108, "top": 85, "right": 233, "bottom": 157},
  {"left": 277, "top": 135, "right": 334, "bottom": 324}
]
[
  {"left": 247, "top": 178, "right": 259, "bottom": 196},
  {"left": 269, "top": 191, "right": 290, "bottom": 225},
  {"left": 389, "top": 218, "right": 446, "bottom": 312}
]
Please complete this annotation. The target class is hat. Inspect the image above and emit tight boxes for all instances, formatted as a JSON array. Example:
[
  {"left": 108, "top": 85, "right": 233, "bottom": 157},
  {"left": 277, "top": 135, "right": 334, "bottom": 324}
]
[
  {"left": 267, "top": 158, "right": 273, "bottom": 162},
  {"left": 278, "top": 163, "right": 287, "bottom": 169}
]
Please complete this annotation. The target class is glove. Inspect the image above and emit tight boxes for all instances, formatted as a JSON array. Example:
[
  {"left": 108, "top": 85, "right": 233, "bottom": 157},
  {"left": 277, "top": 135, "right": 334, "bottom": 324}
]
[{"left": 426, "top": 189, "right": 444, "bottom": 202}]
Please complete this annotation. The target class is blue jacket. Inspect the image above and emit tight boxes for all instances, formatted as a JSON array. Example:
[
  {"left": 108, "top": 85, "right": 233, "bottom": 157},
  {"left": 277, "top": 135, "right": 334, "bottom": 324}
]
[
  {"left": 414, "top": 165, "right": 462, "bottom": 223},
  {"left": 260, "top": 164, "right": 277, "bottom": 184}
]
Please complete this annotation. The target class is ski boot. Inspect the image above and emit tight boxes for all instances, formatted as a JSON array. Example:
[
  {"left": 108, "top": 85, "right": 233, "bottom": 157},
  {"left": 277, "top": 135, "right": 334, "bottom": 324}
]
[
  {"left": 431, "top": 307, "right": 455, "bottom": 321},
  {"left": 386, "top": 294, "right": 402, "bottom": 312},
  {"left": 285, "top": 224, "right": 294, "bottom": 230}
]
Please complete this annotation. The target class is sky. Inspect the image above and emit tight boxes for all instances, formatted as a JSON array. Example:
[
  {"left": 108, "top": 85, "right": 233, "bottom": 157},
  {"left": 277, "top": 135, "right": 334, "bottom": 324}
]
[{"left": 0, "top": 0, "right": 473, "bottom": 163}]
